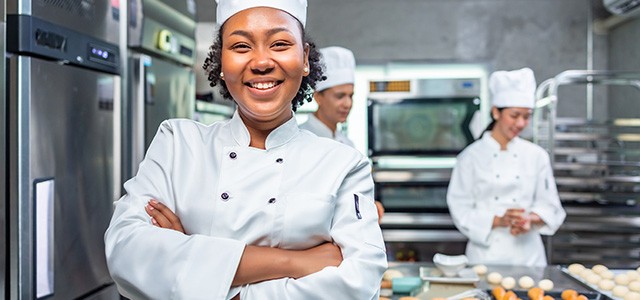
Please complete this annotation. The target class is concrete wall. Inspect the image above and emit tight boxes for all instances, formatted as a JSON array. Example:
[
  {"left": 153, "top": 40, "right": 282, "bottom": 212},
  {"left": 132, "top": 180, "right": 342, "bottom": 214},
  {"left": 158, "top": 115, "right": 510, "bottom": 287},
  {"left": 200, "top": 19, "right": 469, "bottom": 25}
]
[
  {"left": 199, "top": 0, "right": 609, "bottom": 119},
  {"left": 608, "top": 16, "right": 640, "bottom": 119}
]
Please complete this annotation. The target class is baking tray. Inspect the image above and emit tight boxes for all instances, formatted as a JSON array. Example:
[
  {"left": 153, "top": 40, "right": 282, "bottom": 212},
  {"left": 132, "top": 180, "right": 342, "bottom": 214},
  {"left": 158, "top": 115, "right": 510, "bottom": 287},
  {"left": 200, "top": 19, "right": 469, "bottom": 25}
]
[
  {"left": 488, "top": 289, "right": 603, "bottom": 300},
  {"left": 420, "top": 267, "right": 480, "bottom": 284},
  {"left": 560, "top": 267, "right": 628, "bottom": 300}
]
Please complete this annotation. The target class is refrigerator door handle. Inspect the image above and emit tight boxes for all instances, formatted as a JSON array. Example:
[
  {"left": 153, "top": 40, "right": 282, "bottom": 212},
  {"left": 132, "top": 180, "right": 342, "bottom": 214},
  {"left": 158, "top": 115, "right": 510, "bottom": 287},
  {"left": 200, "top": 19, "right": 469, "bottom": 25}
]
[{"left": 131, "top": 54, "right": 151, "bottom": 176}]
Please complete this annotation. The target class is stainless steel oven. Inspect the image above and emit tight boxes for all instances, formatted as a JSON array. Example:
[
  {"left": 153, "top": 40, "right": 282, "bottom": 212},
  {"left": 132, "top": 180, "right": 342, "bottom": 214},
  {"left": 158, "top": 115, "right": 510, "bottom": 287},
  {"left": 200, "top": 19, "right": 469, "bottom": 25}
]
[
  {"left": 367, "top": 78, "right": 486, "bottom": 262},
  {"left": 373, "top": 163, "right": 468, "bottom": 261}
]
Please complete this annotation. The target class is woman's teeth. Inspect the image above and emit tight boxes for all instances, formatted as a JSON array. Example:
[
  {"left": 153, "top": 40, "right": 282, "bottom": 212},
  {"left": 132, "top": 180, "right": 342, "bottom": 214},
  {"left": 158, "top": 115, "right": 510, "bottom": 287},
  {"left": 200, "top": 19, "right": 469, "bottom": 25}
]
[{"left": 251, "top": 82, "right": 277, "bottom": 89}]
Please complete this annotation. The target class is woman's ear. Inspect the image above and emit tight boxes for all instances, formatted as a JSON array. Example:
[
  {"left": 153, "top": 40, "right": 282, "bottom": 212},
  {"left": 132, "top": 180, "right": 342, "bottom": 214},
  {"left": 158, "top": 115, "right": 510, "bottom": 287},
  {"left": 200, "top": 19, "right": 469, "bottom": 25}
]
[
  {"left": 491, "top": 106, "right": 500, "bottom": 120},
  {"left": 303, "top": 43, "right": 310, "bottom": 77}
]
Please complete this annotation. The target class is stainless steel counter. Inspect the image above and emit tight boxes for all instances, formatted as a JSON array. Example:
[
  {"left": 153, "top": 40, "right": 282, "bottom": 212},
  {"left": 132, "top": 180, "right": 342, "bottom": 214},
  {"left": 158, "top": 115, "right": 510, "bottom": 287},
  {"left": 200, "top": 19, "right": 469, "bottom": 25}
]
[{"left": 385, "top": 262, "right": 597, "bottom": 299}]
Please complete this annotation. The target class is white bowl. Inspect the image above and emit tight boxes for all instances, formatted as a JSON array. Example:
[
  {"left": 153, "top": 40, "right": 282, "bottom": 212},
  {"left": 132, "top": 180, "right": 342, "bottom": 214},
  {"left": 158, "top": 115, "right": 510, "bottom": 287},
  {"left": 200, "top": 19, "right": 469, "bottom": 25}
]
[{"left": 433, "top": 253, "right": 468, "bottom": 277}]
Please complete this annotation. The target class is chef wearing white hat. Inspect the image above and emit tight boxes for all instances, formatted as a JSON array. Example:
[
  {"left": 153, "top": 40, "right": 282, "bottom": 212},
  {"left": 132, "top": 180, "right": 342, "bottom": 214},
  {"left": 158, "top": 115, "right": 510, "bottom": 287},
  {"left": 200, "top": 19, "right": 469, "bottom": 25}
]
[
  {"left": 300, "top": 46, "right": 386, "bottom": 221},
  {"left": 300, "top": 46, "right": 356, "bottom": 147},
  {"left": 105, "top": 1, "right": 387, "bottom": 299},
  {"left": 446, "top": 68, "right": 566, "bottom": 266}
]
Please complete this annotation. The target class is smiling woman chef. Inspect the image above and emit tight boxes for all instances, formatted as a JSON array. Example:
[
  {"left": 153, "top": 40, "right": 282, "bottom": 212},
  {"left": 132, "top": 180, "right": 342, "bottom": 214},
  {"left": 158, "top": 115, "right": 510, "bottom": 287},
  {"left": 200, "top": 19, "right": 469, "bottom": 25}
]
[
  {"left": 103, "top": 0, "right": 387, "bottom": 299},
  {"left": 446, "top": 68, "right": 566, "bottom": 267}
]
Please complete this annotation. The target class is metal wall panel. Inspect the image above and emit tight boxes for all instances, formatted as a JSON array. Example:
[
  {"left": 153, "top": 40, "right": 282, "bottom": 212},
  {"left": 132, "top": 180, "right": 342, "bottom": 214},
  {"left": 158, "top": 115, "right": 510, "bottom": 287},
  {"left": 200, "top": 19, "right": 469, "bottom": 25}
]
[{"left": 1, "top": 0, "right": 7, "bottom": 297}]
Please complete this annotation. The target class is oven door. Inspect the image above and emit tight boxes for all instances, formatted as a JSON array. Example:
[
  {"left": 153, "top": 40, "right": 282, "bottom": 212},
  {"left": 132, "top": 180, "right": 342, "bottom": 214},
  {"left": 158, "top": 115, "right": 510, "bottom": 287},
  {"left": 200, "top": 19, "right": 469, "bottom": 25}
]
[
  {"left": 374, "top": 168, "right": 468, "bottom": 262},
  {"left": 368, "top": 97, "right": 480, "bottom": 156}
]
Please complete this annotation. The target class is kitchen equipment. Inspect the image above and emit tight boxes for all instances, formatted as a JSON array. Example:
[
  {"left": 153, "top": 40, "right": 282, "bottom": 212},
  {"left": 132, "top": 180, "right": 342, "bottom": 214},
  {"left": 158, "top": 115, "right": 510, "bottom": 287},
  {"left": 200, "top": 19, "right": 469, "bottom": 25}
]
[
  {"left": 369, "top": 78, "right": 487, "bottom": 262},
  {"left": 368, "top": 79, "right": 482, "bottom": 156},
  {"left": 126, "top": 0, "right": 196, "bottom": 179},
  {"left": 533, "top": 70, "right": 640, "bottom": 268},
  {"left": 6, "top": 0, "right": 121, "bottom": 298}
]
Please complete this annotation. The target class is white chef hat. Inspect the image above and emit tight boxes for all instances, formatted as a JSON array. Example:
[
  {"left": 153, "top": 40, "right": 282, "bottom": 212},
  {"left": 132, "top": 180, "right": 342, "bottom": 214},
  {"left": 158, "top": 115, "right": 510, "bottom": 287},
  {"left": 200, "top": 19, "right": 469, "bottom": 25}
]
[
  {"left": 489, "top": 67, "right": 536, "bottom": 109},
  {"left": 315, "top": 46, "right": 356, "bottom": 92},
  {"left": 216, "top": 0, "right": 308, "bottom": 27}
]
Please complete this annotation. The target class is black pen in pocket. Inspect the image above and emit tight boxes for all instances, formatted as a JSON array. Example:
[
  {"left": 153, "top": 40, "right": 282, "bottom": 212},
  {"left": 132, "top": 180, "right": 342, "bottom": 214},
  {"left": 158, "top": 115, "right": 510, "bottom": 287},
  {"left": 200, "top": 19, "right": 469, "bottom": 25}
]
[{"left": 354, "top": 194, "right": 362, "bottom": 219}]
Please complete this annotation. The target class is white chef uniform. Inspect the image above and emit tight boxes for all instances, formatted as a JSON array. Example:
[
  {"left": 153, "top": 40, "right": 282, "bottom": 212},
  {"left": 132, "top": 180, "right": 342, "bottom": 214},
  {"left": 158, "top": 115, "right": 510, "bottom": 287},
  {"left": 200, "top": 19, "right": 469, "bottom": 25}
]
[
  {"left": 105, "top": 112, "right": 387, "bottom": 299},
  {"left": 300, "top": 113, "right": 355, "bottom": 147},
  {"left": 446, "top": 67, "right": 566, "bottom": 266},
  {"left": 447, "top": 133, "right": 566, "bottom": 266}
]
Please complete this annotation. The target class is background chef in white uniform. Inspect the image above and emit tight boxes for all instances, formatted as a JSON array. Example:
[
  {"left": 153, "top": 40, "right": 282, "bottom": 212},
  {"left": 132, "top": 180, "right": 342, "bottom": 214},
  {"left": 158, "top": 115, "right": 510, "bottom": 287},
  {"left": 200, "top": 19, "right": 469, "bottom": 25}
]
[
  {"left": 300, "top": 46, "right": 386, "bottom": 222},
  {"left": 300, "top": 46, "right": 356, "bottom": 147},
  {"left": 104, "top": 1, "right": 387, "bottom": 299},
  {"left": 446, "top": 68, "right": 566, "bottom": 266}
]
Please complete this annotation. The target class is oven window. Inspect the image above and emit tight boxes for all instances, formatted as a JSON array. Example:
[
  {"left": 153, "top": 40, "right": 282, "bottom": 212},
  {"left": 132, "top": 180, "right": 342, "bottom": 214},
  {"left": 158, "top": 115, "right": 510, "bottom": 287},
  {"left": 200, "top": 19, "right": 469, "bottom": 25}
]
[
  {"left": 368, "top": 97, "right": 480, "bottom": 156},
  {"left": 376, "top": 183, "right": 450, "bottom": 213}
]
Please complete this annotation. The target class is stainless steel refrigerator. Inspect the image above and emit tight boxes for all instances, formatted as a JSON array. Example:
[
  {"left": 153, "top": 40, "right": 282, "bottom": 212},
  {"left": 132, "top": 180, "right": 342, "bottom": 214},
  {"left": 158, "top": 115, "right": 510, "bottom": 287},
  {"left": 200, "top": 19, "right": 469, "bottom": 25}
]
[
  {"left": 126, "top": 0, "right": 196, "bottom": 179},
  {"left": 7, "top": 1, "right": 121, "bottom": 299}
]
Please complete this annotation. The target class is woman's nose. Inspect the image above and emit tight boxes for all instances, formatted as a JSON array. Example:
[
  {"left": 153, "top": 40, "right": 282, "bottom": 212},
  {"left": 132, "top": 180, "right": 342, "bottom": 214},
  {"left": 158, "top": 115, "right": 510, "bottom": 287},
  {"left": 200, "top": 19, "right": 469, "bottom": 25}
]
[
  {"left": 516, "top": 117, "right": 528, "bottom": 128},
  {"left": 250, "top": 50, "right": 275, "bottom": 74}
]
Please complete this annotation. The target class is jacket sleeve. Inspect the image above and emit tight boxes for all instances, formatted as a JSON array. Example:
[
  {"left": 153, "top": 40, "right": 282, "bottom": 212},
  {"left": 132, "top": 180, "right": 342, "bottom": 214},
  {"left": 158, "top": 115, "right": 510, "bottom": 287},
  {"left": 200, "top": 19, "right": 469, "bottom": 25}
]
[
  {"left": 104, "top": 120, "right": 245, "bottom": 300},
  {"left": 529, "top": 151, "right": 566, "bottom": 235},
  {"left": 237, "top": 156, "right": 388, "bottom": 300},
  {"left": 446, "top": 153, "right": 494, "bottom": 247}
]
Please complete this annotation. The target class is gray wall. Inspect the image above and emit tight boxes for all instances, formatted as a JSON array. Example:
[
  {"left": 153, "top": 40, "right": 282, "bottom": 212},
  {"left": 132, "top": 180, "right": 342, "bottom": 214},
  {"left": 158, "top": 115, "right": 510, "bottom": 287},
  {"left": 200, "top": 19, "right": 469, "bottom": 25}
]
[
  {"left": 198, "top": 0, "right": 609, "bottom": 119},
  {"left": 608, "top": 16, "right": 640, "bottom": 118}
]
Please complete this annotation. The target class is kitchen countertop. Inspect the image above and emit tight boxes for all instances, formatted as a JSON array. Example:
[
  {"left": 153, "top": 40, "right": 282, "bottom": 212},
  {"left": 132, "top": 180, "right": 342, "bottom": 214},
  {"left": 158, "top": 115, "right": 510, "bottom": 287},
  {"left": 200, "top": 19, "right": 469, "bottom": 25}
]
[{"left": 384, "top": 262, "right": 597, "bottom": 300}]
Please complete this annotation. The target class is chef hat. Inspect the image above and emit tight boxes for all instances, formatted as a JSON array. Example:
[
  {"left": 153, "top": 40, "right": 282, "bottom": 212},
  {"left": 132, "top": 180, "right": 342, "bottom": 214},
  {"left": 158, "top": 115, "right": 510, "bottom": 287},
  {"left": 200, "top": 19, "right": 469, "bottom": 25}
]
[
  {"left": 315, "top": 46, "right": 356, "bottom": 92},
  {"left": 489, "top": 67, "right": 536, "bottom": 109},
  {"left": 216, "top": 0, "right": 307, "bottom": 27}
]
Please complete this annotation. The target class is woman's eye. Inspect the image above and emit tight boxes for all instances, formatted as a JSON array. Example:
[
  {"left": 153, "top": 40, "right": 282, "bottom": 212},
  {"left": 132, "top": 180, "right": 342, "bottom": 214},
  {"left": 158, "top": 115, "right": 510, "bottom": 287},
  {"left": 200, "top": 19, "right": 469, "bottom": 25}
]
[
  {"left": 231, "top": 43, "right": 250, "bottom": 51},
  {"left": 272, "top": 41, "right": 292, "bottom": 49}
]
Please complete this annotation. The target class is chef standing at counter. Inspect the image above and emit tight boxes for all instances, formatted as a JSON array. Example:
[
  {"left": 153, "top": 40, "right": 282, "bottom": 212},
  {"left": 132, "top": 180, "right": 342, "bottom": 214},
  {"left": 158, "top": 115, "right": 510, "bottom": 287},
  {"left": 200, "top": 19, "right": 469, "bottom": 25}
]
[
  {"left": 300, "top": 46, "right": 385, "bottom": 222},
  {"left": 446, "top": 68, "right": 566, "bottom": 266}
]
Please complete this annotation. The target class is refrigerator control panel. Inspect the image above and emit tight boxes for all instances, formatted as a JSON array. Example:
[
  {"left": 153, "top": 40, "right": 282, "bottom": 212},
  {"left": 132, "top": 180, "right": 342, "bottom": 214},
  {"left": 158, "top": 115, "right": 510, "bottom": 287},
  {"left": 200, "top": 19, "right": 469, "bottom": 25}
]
[{"left": 7, "top": 14, "right": 120, "bottom": 75}]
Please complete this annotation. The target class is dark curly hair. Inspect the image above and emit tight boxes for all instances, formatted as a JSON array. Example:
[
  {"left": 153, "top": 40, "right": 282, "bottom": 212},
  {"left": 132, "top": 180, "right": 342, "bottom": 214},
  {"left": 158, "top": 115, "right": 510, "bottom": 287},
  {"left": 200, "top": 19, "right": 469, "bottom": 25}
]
[{"left": 203, "top": 23, "right": 325, "bottom": 111}]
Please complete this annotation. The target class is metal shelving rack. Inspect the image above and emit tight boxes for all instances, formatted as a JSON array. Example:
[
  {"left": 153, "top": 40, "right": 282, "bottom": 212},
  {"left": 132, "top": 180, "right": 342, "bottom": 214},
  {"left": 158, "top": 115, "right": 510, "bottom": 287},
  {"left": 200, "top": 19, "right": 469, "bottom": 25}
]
[{"left": 533, "top": 70, "right": 640, "bottom": 267}]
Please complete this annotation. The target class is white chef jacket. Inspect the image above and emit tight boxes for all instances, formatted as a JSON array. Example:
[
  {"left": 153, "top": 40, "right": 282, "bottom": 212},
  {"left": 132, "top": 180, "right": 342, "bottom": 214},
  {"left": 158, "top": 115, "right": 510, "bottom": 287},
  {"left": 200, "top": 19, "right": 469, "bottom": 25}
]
[
  {"left": 446, "top": 132, "right": 566, "bottom": 266},
  {"left": 299, "top": 113, "right": 355, "bottom": 148},
  {"left": 104, "top": 111, "right": 387, "bottom": 300}
]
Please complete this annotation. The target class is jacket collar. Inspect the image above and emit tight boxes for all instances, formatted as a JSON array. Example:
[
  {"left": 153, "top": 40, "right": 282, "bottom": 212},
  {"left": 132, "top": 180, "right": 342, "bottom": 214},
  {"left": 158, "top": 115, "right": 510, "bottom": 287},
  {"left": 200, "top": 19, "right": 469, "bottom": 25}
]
[
  {"left": 305, "top": 113, "right": 335, "bottom": 138},
  {"left": 482, "top": 131, "right": 520, "bottom": 151},
  {"left": 229, "top": 110, "right": 299, "bottom": 150}
]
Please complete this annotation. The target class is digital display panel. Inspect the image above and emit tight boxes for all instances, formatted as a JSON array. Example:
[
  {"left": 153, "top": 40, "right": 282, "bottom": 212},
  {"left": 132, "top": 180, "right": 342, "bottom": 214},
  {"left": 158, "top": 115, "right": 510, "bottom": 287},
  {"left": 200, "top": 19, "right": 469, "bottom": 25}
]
[{"left": 88, "top": 44, "right": 117, "bottom": 66}]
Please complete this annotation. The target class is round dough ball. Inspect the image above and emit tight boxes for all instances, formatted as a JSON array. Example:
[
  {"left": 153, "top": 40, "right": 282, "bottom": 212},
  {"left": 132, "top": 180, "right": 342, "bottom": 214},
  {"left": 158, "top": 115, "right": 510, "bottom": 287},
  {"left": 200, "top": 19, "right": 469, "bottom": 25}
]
[
  {"left": 586, "top": 273, "right": 602, "bottom": 285},
  {"left": 568, "top": 263, "right": 585, "bottom": 275},
  {"left": 488, "top": 272, "right": 503, "bottom": 285},
  {"left": 599, "top": 279, "right": 615, "bottom": 291},
  {"left": 538, "top": 279, "right": 554, "bottom": 291},
  {"left": 382, "top": 269, "right": 403, "bottom": 281},
  {"left": 614, "top": 285, "right": 630, "bottom": 298},
  {"left": 579, "top": 268, "right": 594, "bottom": 279},
  {"left": 628, "top": 271, "right": 640, "bottom": 281},
  {"left": 637, "top": 267, "right": 640, "bottom": 272},
  {"left": 624, "top": 292, "right": 640, "bottom": 300},
  {"left": 601, "top": 270, "right": 615, "bottom": 280},
  {"left": 519, "top": 276, "right": 535, "bottom": 289},
  {"left": 617, "top": 274, "right": 632, "bottom": 286},
  {"left": 592, "top": 264, "right": 609, "bottom": 274},
  {"left": 473, "top": 264, "right": 488, "bottom": 276},
  {"left": 502, "top": 276, "right": 516, "bottom": 290},
  {"left": 629, "top": 280, "right": 640, "bottom": 292}
]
